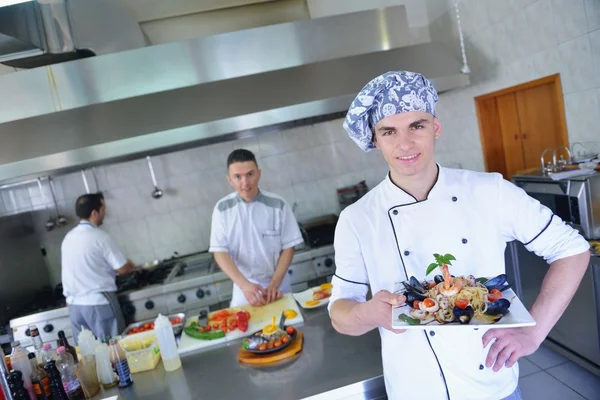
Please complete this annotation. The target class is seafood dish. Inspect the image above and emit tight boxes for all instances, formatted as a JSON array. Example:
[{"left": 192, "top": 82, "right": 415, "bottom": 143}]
[
  {"left": 396, "top": 253, "right": 514, "bottom": 326},
  {"left": 242, "top": 314, "right": 297, "bottom": 354},
  {"left": 293, "top": 283, "right": 333, "bottom": 309}
]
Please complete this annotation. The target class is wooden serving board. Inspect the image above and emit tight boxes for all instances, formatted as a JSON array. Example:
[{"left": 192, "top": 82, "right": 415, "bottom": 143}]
[
  {"left": 178, "top": 293, "right": 304, "bottom": 355},
  {"left": 238, "top": 330, "right": 304, "bottom": 365}
]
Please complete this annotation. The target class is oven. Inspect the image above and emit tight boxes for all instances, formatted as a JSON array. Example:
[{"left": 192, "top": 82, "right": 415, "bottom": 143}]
[{"left": 512, "top": 172, "right": 600, "bottom": 240}]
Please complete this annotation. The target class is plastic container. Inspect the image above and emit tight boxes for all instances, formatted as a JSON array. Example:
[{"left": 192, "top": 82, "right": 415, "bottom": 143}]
[
  {"left": 55, "top": 347, "right": 84, "bottom": 400},
  {"left": 153, "top": 314, "right": 181, "bottom": 372},
  {"left": 94, "top": 342, "right": 116, "bottom": 389},
  {"left": 10, "top": 341, "right": 36, "bottom": 400},
  {"left": 40, "top": 344, "right": 56, "bottom": 366},
  {"left": 117, "top": 331, "right": 161, "bottom": 374}
]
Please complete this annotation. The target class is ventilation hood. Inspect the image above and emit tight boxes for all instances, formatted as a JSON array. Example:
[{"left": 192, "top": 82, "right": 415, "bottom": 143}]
[
  {"left": 0, "top": 0, "right": 146, "bottom": 68},
  {"left": 0, "top": 5, "right": 470, "bottom": 184}
]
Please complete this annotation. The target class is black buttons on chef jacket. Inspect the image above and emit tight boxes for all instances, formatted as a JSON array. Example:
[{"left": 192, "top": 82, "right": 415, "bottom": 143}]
[
  {"left": 404, "top": 250, "right": 410, "bottom": 256},
  {"left": 392, "top": 210, "right": 398, "bottom": 215},
  {"left": 452, "top": 196, "right": 458, "bottom": 202},
  {"left": 462, "top": 238, "right": 468, "bottom": 244},
  {"left": 479, "top": 364, "right": 484, "bottom": 370},
  {"left": 429, "top": 331, "right": 435, "bottom": 337}
]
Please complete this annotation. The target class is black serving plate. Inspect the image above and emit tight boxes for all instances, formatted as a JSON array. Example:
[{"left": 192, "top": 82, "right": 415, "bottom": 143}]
[{"left": 242, "top": 326, "right": 297, "bottom": 355}]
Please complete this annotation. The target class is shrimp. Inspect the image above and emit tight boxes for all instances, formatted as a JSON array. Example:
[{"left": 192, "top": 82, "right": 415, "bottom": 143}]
[{"left": 439, "top": 264, "right": 462, "bottom": 297}]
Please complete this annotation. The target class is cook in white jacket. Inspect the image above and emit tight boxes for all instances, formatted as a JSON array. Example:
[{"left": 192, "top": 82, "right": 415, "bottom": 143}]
[{"left": 328, "top": 71, "right": 591, "bottom": 400}]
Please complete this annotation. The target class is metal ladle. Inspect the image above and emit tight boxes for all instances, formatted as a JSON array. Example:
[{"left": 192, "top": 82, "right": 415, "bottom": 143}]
[
  {"left": 81, "top": 169, "right": 90, "bottom": 194},
  {"left": 49, "top": 177, "right": 68, "bottom": 226},
  {"left": 146, "top": 156, "right": 163, "bottom": 199},
  {"left": 38, "top": 178, "right": 56, "bottom": 232},
  {"left": 92, "top": 167, "right": 102, "bottom": 194}
]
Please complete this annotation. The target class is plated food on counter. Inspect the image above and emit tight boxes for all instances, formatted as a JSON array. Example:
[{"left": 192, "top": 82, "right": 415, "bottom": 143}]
[
  {"left": 293, "top": 283, "right": 333, "bottom": 309},
  {"left": 241, "top": 316, "right": 297, "bottom": 354},
  {"left": 392, "top": 253, "right": 535, "bottom": 329}
]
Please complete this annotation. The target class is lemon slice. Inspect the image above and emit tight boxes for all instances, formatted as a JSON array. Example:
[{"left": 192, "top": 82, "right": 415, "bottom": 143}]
[{"left": 320, "top": 283, "right": 333, "bottom": 290}]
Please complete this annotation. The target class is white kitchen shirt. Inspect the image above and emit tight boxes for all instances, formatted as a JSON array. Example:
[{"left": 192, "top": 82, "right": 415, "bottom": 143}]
[
  {"left": 328, "top": 166, "right": 589, "bottom": 400},
  {"left": 209, "top": 190, "right": 304, "bottom": 305},
  {"left": 61, "top": 222, "right": 128, "bottom": 306}
]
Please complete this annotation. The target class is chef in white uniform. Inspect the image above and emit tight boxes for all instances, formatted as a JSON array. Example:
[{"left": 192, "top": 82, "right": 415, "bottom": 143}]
[
  {"left": 210, "top": 149, "right": 304, "bottom": 307},
  {"left": 328, "top": 71, "right": 591, "bottom": 400},
  {"left": 62, "top": 193, "right": 136, "bottom": 343}
]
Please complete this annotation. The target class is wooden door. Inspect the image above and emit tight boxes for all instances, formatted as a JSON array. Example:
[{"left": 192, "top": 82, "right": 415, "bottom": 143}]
[
  {"left": 475, "top": 74, "right": 569, "bottom": 180},
  {"left": 496, "top": 93, "right": 525, "bottom": 179}
]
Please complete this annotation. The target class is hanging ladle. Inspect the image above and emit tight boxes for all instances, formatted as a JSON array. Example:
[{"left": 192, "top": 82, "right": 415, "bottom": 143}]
[
  {"left": 49, "top": 177, "right": 68, "bottom": 226},
  {"left": 38, "top": 178, "right": 56, "bottom": 232},
  {"left": 146, "top": 156, "right": 163, "bottom": 199},
  {"left": 92, "top": 167, "right": 102, "bottom": 195}
]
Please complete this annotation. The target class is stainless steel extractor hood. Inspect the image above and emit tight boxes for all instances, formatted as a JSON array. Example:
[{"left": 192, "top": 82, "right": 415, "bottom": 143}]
[
  {"left": 0, "top": 0, "right": 146, "bottom": 68},
  {"left": 0, "top": 5, "right": 469, "bottom": 184}
]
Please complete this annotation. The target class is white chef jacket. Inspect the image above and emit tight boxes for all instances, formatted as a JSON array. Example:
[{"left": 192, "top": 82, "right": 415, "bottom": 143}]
[
  {"left": 328, "top": 166, "right": 589, "bottom": 400},
  {"left": 61, "top": 222, "right": 128, "bottom": 306},
  {"left": 209, "top": 190, "right": 304, "bottom": 305}
]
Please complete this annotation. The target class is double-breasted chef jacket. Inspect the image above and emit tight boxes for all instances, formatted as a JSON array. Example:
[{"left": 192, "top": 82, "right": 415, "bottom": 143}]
[{"left": 329, "top": 165, "right": 589, "bottom": 400}]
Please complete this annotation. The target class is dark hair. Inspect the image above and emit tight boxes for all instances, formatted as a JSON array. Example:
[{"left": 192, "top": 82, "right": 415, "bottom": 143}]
[
  {"left": 75, "top": 193, "right": 104, "bottom": 219},
  {"left": 227, "top": 148, "right": 258, "bottom": 168}
]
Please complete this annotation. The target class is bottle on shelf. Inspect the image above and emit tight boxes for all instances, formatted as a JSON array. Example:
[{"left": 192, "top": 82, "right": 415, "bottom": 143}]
[
  {"left": 43, "top": 360, "right": 69, "bottom": 400},
  {"left": 9, "top": 341, "right": 36, "bottom": 400},
  {"left": 55, "top": 347, "right": 84, "bottom": 400},
  {"left": 39, "top": 345, "right": 55, "bottom": 367},
  {"left": 29, "top": 326, "right": 44, "bottom": 365},
  {"left": 108, "top": 339, "right": 133, "bottom": 388},
  {"left": 28, "top": 353, "right": 50, "bottom": 400},
  {"left": 57, "top": 332, "right": 78, "bottom": 364},
  {"left": 153, "top": 314, "right": 181, "bottom": 372}
]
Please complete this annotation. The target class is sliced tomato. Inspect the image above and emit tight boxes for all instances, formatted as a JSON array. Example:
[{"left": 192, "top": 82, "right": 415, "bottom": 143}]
[
  {"left": 455, "top": 298, "right": 469, "bottom": 309},
  {"left": 423, "top": 298, "right": 436, "bottom": 308},
  {"left": 428, "top": 282, "right": 437, "bottom": 289},
  {"left": 487, "top": 293, "right": 501, "bottom": 302},
  {"left": 412, "top": 300, "right": 422, "bottom": 309},
  {"left": 489, "top": 289, "right": 502, "bottom": 296}
]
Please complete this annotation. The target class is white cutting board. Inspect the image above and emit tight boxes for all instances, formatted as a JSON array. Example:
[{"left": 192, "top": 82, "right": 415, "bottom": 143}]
[{"left": 178, "top": 293, "right": 304, "bottom": 355}]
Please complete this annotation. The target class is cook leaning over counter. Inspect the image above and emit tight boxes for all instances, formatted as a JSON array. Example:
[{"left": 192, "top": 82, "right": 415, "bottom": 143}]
[
  {"left": 61, "top": 193, "right": 137, "bottom": 343},
  {"left": 210, "top": 149, "right": 304, "bottom": 307},
  {"left": 328, "top": 71, "right": 591, "bottom": 400}
]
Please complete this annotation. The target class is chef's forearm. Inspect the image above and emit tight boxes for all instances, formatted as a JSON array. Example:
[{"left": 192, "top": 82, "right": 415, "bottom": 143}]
[
  {"left": 528, "top": 250, "right": 590, "bottom": 343},
  {"left": 213, "top": 252, "right": 249, "bottom": 288},
  {"left": 330, "top": 299, "right": 376, "bottom": 336},
  {"left": 271, "top": 247, "right": 295, "bottom": 287}
]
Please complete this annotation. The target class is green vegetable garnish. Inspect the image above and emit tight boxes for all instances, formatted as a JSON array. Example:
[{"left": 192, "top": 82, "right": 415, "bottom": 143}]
[
  {"left": 398, "top": 314, "right": 421, "bottom": 325},
  {"left": 184, "top": 324, "right": 226, "bottom": 341},
  {"left": 426, "top": 253, "right": 456, "bottom": 275},
  {"left": 475, "top": 277, "right": 488, "bottom": 284}
]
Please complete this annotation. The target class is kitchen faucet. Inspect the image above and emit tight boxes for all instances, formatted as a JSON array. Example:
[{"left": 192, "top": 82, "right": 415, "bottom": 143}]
[
  {"left": 553, "top": 146, "right": 572, "bottom": 171},
  {"left": 540, "top": 148, "right": 555, "bottom": 174}
]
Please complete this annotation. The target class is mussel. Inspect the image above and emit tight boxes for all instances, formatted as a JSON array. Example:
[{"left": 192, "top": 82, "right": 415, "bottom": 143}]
[
  {"left": 484, "top": 274, "right": 508, "bottom": 291},
  {"left": 434, "top": 275, "right": 445, "bottom": 284},
  {"left": 485, "top": 298, "right": 510, "bottom": 316},
  {"left": 452, "top": 305, "right": 474, "bottom": 324},
  {"left": 405, "top": 290, "right": 427, "bottom": 306},
  {"left": 402, "top": 276, "right": 427, "bottom": 294}
]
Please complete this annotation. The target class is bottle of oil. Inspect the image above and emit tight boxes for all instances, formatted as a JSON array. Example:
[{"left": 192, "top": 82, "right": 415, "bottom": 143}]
[{"left": 28, "top": 353, "right": 50, "bottom": 400}]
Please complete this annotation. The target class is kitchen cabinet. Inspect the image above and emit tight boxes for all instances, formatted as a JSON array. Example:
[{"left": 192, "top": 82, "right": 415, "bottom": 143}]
[
  {"left": 511, "top": 242, "right": 600, "bottom": 367},
  {"left": 476, "top": 74, "right": 570, "bottom": 180}
]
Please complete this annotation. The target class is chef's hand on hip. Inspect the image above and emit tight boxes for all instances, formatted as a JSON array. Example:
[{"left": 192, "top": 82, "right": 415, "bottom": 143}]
[
  {"left": 482, "top": 327, "right": 541, "bottom": 372},
  {"left": 366, "top": 290, "right": 407, "bottom": 333},
  {"left": 241, "top": 281, "right": 267, "bottom": 307}
]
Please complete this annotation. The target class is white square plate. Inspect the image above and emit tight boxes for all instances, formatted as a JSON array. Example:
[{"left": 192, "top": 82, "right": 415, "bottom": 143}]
[
  {"left": 391, "top": 288, "right": 536, "bottom": 329},
  {"left": 293, "top": 287, "right": 330, "bottom": 309}
]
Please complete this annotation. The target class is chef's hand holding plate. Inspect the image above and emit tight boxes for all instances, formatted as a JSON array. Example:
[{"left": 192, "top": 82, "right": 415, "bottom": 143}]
[
  {"left": 482, "top": 327, "right": 541, "bottom": 372},
  {"left": 367, "top": 290, "right": 407, "bottom": 333},
  {"left": 242, "top": 281, "right": 267, "bottom": 307}
]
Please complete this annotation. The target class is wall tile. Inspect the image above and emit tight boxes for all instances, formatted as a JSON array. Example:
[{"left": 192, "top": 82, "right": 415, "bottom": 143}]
[
  {"left": 586, "top": 0, "right": 600, "bottom": 31},
  {"left": 292, "top": 181, "right": 326, "bottom": 221},
  {"left": 532, "top": 47, "right": 562, "bottom": 78},
  {"left": 486, "top": 0, "right": 517, "bottom": 25},
  {"left": 590, "top": 28, "right": 600, "bottom": 87},
  {"left": 280, "top": 125, "right": 314, "bottom": 153},
  {"left": 1, "top": 187, "right": 32, "bottom": 214},
  {"left": 558, "top": 34, "right": 595, "bottom": 93},
  {"left": 204, "top": 141, "right": 234, "bottom": 170},
  {"left": 235, "top": 136, "right": 262, "bottom": 157},
  {"left": 526, "top": 0, "right": 558, "bottom": 52},
  {"left": 553, "top": 0, "right": 589, "bottom": 43},
  {"left": 564, "top": 89, "right": 600, "bottom": 142},
  {"left": 286, "top": 148, "right": 320, "bottom": 185},
  {"left": 259, "top": 153, "right": 292, "bottom": 190},
  {"left": 257, "top": 130, "right": 286, "bottom": 156}
]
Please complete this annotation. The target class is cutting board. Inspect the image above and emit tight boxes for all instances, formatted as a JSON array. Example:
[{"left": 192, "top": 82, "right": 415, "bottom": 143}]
[
  {"left": 237, "top": 330, "right": 304, "bottom": 365},
  {"left": 178, "top": 293, "right": 304, "bottom": 355}
]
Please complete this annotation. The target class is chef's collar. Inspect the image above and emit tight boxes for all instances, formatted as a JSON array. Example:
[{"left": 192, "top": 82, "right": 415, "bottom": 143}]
[
  {"left": 237, "top": 189, "right": 263, "bottom": 204},
  {"left": 383, "top": 164, "right": 444, "bottom": 205},
  {"left": 79, "top": 221, "right": 97, "bottom": 228}
]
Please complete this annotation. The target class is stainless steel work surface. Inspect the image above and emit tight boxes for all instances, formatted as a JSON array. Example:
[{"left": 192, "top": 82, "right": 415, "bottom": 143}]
[{"left": 92, "top": 307, "right": 385, "bottom": 400}]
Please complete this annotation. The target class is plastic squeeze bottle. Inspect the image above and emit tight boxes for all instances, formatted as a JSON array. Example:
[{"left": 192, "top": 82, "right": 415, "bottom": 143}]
[{"left": 154, "top": 314, "right": 181, "bottom": 372}]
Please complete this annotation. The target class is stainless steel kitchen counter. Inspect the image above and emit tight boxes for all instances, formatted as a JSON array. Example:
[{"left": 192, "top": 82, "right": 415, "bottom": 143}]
[{"left": 92, "top": 306, "right": 386, "bottom": 400}]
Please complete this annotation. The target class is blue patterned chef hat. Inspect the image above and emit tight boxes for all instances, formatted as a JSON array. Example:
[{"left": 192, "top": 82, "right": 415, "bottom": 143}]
[{"left": 343, "top": 71, "right": 439, "bottom": 152}]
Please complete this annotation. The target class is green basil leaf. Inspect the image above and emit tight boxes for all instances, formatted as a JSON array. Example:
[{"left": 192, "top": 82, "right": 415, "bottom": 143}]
[
  {"left": 426, "top": 263, "right": 439, "bottom": 276},
  {"left": 433, "top": 253, "right": 443, "bottom": 264},
  {"left": 476, "top": 277, "right": 488, "bottom": 284},
  {"left": 398, "top": 314, "right": 421, "bottom": 325}
]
